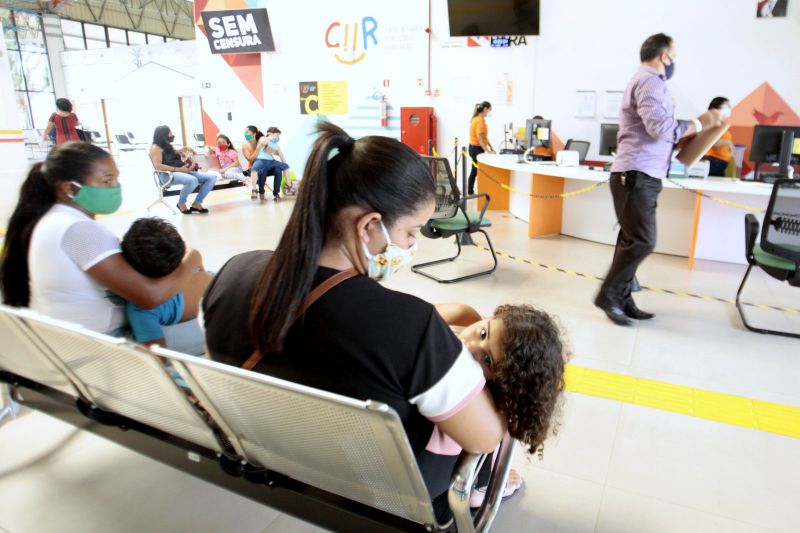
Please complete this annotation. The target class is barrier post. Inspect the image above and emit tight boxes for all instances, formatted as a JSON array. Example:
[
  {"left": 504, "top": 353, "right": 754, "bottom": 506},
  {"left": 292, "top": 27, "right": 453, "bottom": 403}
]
[{"left": 460, "top": 146, "right": 474, "bottom": 246}]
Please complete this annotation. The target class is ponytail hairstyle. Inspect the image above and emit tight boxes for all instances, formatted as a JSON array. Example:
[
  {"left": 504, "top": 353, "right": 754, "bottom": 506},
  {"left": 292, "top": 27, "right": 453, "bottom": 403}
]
[
  {"left": 1, "top": 142, "right": 113, "bottom": 307},
  {"left": 249, "top": 122, "right": 436, "bottom": 354},
  {"left": 473, "top": 101, "right": 492, "bottom": 118},
  {"left": 245, "top": 125, "right": 264, "bottom": 143},
  {"left": 152, "top": 125, "right": 175, "bottom": 154}
]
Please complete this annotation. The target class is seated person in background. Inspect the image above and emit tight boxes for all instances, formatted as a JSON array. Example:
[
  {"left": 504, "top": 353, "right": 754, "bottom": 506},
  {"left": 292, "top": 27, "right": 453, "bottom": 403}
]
[
  {"left": 122, "top": 217, "right": 212, "bottom": 351},
  {"left": 251, "top": 126, "right": 290, "bottom": 202},
  {"left": 702, "top": 97, "right": 735, "bottom": 176},
  {"left": 209, "top": 134, "right": 246, "bottom": 183},
  {"left": 435, "top": 302, "right": 567, "bottom": 506},
  {"left": 526, "top": 116, "right": 555, "bottom": 161}
]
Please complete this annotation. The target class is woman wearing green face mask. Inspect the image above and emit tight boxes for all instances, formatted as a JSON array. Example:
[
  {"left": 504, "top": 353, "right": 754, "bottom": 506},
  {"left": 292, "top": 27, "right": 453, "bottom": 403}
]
[
  {"left": 0, "top": 142, "right": 202, "bottom": 335},
  {"left": 241, "top": 125, "right": 265, "bottom": 200}
]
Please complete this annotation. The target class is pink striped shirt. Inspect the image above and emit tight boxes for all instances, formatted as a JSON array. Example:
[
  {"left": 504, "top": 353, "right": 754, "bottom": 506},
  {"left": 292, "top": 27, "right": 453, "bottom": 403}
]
[{"left": 611, "top": 66, "right": 688, "bottom": 178}]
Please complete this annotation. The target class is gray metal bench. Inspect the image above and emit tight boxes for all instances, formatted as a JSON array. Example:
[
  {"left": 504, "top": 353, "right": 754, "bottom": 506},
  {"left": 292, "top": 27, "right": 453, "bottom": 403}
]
[{"left": 0, "top": 305, "right": 516, "bottom": 532}]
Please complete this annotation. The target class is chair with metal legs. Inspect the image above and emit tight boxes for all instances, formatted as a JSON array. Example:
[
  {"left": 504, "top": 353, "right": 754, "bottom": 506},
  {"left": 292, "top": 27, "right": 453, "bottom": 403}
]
[
  {"left": 412, "top": 156, "right": 497, "bottom": 284},
  {"left": 736, "top": 179, "right": 800, "bottom": 338}
]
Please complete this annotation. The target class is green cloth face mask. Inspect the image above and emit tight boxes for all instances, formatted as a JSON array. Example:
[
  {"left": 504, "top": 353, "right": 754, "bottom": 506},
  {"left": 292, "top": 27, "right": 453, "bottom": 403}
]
[
  {"left": 244, "top": 133, "right": 253, "bottom": 141},
  {"left": 70, "top": 181, "right": 122, "bottom": 215}
]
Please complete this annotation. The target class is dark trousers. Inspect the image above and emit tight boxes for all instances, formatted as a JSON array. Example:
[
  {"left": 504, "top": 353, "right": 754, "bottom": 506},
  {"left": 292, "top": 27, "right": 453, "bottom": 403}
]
[
  {"left": 703, "top": 156, "right": 729, "bottom": 177},
  {"left": 467, "top": 144, "right": 484, "bottom": 194},
  {"left": 252, "top": 159, "right": 288, "bottom": 196},
  {"left": 597, "top": 171, "right": 663, "bottom": 307}
]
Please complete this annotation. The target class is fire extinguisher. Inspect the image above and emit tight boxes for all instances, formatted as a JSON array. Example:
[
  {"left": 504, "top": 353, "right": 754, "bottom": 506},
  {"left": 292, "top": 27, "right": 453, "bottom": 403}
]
[{"left": 380, "top": 96, "right": 388, "bottom": 128}]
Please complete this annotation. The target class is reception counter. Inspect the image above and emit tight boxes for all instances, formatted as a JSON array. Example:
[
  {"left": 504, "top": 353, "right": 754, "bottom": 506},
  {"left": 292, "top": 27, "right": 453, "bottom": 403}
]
[{"left": 476, "top": 154, "right": 775, "bottom": 266}]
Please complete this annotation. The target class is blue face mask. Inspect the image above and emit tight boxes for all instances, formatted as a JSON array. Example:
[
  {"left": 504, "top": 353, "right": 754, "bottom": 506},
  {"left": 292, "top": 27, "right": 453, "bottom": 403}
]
[
  {"left": 272, "top": 135, "right": 280, "bottom": 143},
  {"left": 663, "top": 57, "right": 676, "bottom": 80}
]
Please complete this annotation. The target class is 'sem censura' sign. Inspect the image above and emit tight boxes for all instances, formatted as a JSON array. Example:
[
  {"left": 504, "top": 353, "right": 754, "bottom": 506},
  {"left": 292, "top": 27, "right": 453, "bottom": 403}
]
[{"left": 200, "top": 8, "right": 275, "bottom": 54}]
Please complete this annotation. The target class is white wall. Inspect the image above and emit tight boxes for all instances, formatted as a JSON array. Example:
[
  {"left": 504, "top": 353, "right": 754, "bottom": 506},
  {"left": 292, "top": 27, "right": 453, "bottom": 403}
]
[
  {"left": 535, "top": 0, "right": 800, "bottom": 161},
  {"left": 59, "top": 0, "right": 800, "bottom": 173}
]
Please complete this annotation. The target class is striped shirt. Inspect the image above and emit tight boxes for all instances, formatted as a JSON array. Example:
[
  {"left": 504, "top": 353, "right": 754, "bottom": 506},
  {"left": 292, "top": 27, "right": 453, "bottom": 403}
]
[{"left": 610, "top": 66, "right": 688, "bottom": 178}]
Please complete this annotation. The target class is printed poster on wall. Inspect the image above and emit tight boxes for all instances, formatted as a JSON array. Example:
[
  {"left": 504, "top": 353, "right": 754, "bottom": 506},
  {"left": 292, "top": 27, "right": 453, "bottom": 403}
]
[
  {"left": 757, "top": 0, "right": 788, "bottom": 17},
  {"left": 200, "top": 9, "right": 275, "bottom": 54},
  {"left": 299, "top": 81, "right": 348, "bottom": 115}
]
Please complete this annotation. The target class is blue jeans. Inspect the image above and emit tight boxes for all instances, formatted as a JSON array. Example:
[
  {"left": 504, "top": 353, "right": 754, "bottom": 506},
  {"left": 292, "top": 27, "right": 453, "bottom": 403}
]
[
  {"left": 160, "top": 171, "right": 218, "bottom": 205},
  {"left": 251, "top": 159, "right": 288, "bottom": 196}
]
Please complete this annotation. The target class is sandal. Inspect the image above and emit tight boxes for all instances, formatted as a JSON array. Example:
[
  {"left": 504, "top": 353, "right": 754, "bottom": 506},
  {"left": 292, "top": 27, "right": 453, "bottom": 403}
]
[
  {"left": 251, "top": 189, "right": 258, "bottom": 200},
  {"left": 469, "top": 469, "right": 523, "bottom": 508},
  {"left": 177, "top": 203, "right": 192, "bottom": 215}
]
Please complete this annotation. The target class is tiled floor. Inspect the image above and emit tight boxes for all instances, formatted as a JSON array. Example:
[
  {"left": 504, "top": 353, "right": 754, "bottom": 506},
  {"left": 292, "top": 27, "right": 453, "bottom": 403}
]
[{"left": 0, "top": 158, "right": 798, "bottom": 532}]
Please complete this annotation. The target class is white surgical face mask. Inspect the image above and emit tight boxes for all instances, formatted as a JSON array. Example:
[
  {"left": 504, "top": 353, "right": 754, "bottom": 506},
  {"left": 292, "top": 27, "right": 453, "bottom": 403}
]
[
  {"left": 361, "top": 221, "right": 417, "bottom": 282},
  {"left": 719, "top": 106, "right": 732, "bottom": 119}
]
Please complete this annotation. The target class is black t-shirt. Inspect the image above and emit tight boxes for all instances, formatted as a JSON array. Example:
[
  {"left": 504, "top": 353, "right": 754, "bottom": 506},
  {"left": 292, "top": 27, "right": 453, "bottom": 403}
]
[{"left": 202, "top": 250, "right": 485, "bottom": 455}]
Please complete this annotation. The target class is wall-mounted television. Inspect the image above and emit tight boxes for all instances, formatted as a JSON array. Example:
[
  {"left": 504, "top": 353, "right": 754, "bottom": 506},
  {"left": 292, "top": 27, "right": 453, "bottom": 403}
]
[{"left": 447, "top": 0, "right": 540, "bottom": 37}]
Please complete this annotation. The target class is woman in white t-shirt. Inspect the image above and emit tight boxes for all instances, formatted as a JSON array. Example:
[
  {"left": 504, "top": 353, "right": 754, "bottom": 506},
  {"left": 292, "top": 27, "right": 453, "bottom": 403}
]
[{"left": 0, "top": 141, "right": 201, "bottom": 335}]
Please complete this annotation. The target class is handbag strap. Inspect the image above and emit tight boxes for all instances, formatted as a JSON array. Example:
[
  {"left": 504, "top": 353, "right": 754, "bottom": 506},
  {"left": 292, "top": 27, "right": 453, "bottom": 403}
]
[{"left": 241, "top": 268, "right": 359, "bottom": 371}]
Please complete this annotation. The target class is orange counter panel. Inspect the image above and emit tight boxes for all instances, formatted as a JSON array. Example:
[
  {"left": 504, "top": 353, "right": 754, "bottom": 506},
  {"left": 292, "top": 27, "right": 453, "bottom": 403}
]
[
  {"left": 476, "top": 164, "right": 510, "bottom": 211},
  {"left": 529, "top": 173, "right": 564, "bottom": 237}
]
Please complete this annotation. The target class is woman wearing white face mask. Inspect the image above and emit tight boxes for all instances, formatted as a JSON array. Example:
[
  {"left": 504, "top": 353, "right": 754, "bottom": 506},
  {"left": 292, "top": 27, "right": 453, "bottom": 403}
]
[
  {"left": 703, "top": 97, "right": 736, "bottom": 176},
  {"left": 202, "top": 122, "right": 505, "bottom": 512}
]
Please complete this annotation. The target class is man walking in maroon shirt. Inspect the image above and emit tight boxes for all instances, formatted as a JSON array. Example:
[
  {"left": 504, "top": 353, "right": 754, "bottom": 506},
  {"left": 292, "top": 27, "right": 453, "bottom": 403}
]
[{"left": 594, "top": 33, "right": 723, "bottom": 326}]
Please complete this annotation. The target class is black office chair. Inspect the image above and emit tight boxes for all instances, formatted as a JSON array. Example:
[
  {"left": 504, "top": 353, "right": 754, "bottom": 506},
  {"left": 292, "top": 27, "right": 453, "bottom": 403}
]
[
  {"left": 736, "top": 179, "right": 800, "bottom": 338},
  {"left": 565, "top": 139, "right": 590, "bottom": 164},
  {"left": 411, "top": 156, "right": 497, "bottom": 284},
  {"left": 115, "top": 134, "right": 138, "bottom": 151},
  {"left": 194, "top": 133, "right": 205, "bottom": 143}
]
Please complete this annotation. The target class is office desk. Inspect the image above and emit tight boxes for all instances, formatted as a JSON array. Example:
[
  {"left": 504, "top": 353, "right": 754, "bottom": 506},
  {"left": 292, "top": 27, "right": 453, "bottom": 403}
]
[{"left": 476, "top": 154, "right": 774, "bottom": 266}]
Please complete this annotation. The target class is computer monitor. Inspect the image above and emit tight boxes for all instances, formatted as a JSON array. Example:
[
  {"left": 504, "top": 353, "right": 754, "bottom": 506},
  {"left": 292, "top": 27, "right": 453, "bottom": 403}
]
[
  {"left": 525, "top": 118, "right": 551, "bottom": 149},
  {"left": 750, "top": 125, "right": 800, "bottom": 164},
  {"left": 750, "top": 125, "right": 800, "bottom": 180},
  {"left": 599, "top": 123, "right": 619, "bottom": 156}
]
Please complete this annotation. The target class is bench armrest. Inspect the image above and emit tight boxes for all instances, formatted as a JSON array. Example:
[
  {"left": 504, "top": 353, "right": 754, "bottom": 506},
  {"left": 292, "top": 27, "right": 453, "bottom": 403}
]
[
  {"left": 449, "top": 433, "right": 517, "bottom": 533},
  {"left": 154, "top": 170, "right": 174, "bottom": 189}
]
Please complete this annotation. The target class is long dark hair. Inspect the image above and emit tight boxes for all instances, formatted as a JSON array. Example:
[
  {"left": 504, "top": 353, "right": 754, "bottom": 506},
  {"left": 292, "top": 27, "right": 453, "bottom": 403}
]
[
  {"left": 152, "top": 125, "right": 175, "bottom": 153},
  {"left": 1, "top": 142, "right": 112, "bottom": 307},
  {"left": 249, "top": 122, "right": 435, "bottom": 354},
  {"left": 473, "top": 101, "right": 491, "bottom": 118},
  {"left": 245, "top": 125, "right": 264, "bottom": 143}
]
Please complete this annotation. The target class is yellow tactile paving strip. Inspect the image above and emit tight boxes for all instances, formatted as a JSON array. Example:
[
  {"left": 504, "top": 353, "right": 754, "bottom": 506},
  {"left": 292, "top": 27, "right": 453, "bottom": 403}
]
[{"left": 565, "top": 365, "right": 800, "bottom": 439}]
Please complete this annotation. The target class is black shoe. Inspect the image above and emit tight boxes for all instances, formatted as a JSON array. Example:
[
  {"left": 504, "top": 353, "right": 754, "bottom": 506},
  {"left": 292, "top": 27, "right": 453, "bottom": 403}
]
[
  {"left": 594, "top": 298, "right": 632, "bottom": 326},
  {"left": 177, "top": 203, "right": 192, "bottom": 214},
  {"left": 190, "top": 205, "right": 209, "bottom": 214},
  {"left": 623, "top": 300, "right": 654, "bottom": 320}
]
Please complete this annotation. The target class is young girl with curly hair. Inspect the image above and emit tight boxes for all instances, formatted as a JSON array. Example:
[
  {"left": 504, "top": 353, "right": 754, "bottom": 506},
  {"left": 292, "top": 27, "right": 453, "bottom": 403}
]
[{"left": 435, "top": 302, "right": 567, "bottom": 506}]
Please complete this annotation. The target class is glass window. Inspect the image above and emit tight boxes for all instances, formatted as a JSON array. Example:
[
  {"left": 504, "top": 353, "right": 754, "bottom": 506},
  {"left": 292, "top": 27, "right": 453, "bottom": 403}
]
[
  {"left": 1, "top": 8, "right": 17, "bottom": 51},
  {"left": 21, "top": 52, "right": 53, "bottom": 92},
  {"left": 107, "top": 27, "right": 126, "bottom": 46},
  {"left": 15, "top": 92, "right": 33, "bottom": 130},
  {"left": 7, "top": 49, "right": 25, "bottom": 90},
  {"left": 29, "top": 91, "right": 56, "bottom": 130},
  {"left": 60, "top": 19, "right": 83, "bottom": 37},
  {"left": 13, "top": 11, "right": 45, "bottom": 52},
  {"left": 63, "top": 34, "right": 86, "bottom": 50},
  {"left": 83, "top": 23, "right": 105, "bottom": 41},
  {"left": 128, "top": 30, "right": 146, "bottom": 45},
  {"left": 85, "top": 37, "right": 107, "bottom": 49}
]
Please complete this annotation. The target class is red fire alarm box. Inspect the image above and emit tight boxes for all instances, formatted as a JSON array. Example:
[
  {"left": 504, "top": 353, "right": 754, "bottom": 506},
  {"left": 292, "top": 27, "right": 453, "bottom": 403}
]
[{"left": 401, "top": 107, "right": 437, "bottom": 156}]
